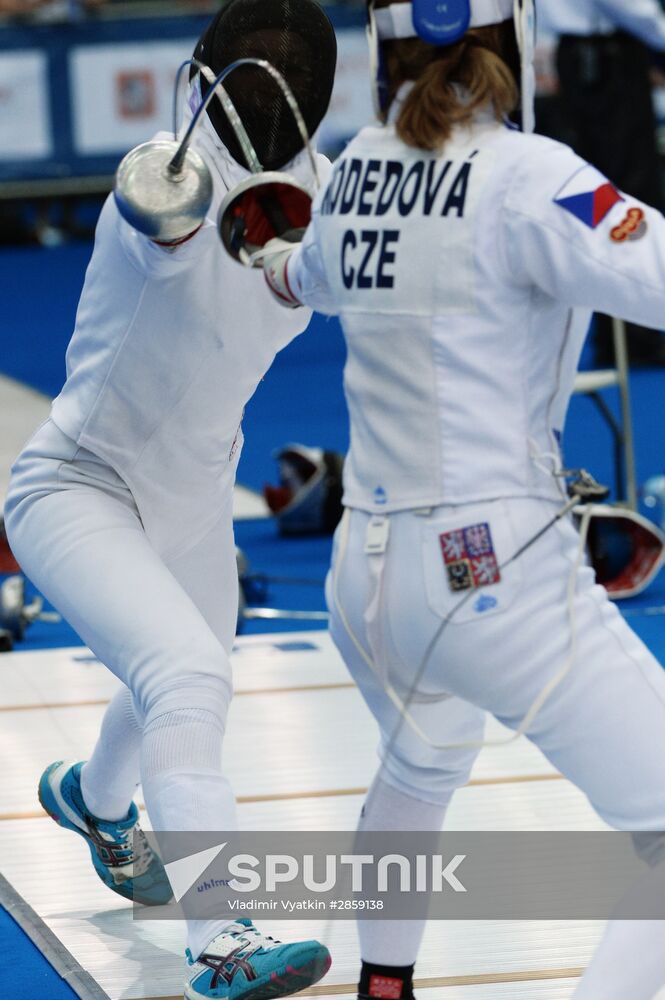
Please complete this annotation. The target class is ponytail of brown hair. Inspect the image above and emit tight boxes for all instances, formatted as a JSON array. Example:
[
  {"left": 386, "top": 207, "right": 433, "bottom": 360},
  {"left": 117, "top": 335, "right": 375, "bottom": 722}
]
[{"left": 383, "top": 24, "right": 519, "bottom": 151}]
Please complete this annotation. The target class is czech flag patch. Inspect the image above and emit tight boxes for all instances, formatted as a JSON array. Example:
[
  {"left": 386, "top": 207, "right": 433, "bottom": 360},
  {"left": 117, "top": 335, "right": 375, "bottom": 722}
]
[{"left": 554, "top": 165, "right": 623, "bottom": 229}]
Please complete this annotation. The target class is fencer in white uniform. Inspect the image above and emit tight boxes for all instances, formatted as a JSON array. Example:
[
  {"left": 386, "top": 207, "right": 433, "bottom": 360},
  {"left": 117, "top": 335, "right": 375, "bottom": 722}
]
[
  {"left": 258, "top": 0, "right": 665, "bottom": 996},
  {"left": 3, "top": 2, "right": 336, "bottom": 998}
]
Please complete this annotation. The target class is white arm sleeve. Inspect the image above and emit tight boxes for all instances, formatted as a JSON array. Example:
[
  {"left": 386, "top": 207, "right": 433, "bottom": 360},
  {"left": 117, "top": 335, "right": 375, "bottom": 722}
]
[
  {"left": 115, "top": 209, "right": 214, "bottom": 279},
  {"left": 287, "top": 218, "right": 337, "bottom": 317},
  {"left": 596, "top": 0, "right": 665, "bottom": 51},
  {"left": 282, "top": 152, "right": 337, "bottom": 313},
  {"left": 502, "top": 141, "right": 665, "bottom": 330}
]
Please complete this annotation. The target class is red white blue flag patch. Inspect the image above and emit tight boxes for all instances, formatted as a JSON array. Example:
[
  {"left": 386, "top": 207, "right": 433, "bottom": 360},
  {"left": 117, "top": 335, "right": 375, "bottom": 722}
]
[
  {"left": 554, "top": 165, "right": 623, "bottom": 229},
  {"left": 439, "top": 522, "right": 501, "bottom": 592}
]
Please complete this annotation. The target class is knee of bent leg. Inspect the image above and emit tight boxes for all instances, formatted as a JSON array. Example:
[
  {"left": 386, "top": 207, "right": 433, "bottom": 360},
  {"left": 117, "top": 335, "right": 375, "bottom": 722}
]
[
  {"left": 380, "top": 737, "right": 477, "bottom": 807},
  {"left": 3, "top": 488, "right": 46, "bottom": 576},
  {"left": 141, "top": 666, "right": 232, "bottom": 731}
]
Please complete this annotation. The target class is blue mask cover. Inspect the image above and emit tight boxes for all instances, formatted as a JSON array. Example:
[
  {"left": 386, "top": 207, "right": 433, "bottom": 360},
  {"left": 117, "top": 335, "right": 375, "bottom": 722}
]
[{"left": 412, "top": 0, "right": 471, "bottom": 45}]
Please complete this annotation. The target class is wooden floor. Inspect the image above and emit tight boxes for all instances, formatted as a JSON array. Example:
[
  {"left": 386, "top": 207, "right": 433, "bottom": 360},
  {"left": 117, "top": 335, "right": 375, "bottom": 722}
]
[{"left": 0, "top": 632, "right": 610, "bottom": 1000}]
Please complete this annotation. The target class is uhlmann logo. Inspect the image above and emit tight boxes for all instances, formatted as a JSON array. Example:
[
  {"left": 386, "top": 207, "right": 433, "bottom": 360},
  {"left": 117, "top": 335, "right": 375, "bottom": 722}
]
[
  {"left": 198, "top": 877, "right": 232, "bottom": 893},
  {"left": 165, "top": 844, "right": 467, "bottom": 901}
]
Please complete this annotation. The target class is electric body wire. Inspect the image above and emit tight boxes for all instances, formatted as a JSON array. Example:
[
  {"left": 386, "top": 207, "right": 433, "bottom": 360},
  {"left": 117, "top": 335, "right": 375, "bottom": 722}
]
[
  {"left": 332, "top": 488, "right": 594, "bottom": 753},
  {"left": 313, "top": 478, "right": 597, "bottom": 953}
]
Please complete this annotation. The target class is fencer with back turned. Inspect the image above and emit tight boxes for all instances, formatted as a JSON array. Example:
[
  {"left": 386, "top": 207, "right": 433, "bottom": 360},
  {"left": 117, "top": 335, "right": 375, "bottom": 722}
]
[{"left": 246, "top": 0, "right": 665, "bottom": 996}]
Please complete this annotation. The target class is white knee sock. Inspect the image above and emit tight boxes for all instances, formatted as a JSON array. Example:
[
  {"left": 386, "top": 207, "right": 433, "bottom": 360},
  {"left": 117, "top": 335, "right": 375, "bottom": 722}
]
[
  {"left": 357, "top": 776, "right": 449, "bottom": 967},
  {"left": 80, "top": 687, "right": 143, "bottom": 821},
  {"left": 573, "top": 920, "right": 665, "bottom": 999},
  {"left": 573, "top": 858, "right": 665, "bottom": 998},
  {"left": 140, "top": 707, "right": 239, "bottom": 961}
]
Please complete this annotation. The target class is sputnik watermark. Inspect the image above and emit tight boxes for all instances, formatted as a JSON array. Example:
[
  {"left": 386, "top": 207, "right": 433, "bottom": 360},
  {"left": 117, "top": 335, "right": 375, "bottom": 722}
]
[
  {"left": 134, "top": 830, "right": 665, "bottom": 921},
  {"left": 162, "top": 837, "right": 466, "bottom": 906},
  {"left": 202, "top": 851, "right": 467, "bottom": 894},
  {"left": 147, "top": 833, "right": 467, "bottom": 921}
]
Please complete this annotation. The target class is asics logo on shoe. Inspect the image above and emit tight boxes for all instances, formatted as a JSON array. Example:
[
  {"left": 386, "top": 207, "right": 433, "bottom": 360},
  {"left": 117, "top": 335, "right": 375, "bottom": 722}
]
[
  {"left": 84, "top": 816, "right": 133, "bottom": 868},
  {"left": 198, "top": 945, "right": 260, "bottom": 988}
]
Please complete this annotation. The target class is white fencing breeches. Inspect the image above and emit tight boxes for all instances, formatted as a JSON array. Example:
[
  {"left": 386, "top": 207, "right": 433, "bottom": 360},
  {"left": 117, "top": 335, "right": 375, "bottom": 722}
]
[
  {"left": 4, "top": 419, "right": 240, "bottom": 957},
  {"left": 5, "top": 420, "right": 238, "bottom": 722},
  {"left": 328, "top": 501, "right": 665, "bottom": 996}
]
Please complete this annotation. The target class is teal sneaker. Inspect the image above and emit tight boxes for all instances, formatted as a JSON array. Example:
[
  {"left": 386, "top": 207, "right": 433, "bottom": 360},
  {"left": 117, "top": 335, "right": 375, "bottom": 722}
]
[
  {"left": 185, "top": 920, "right": 331, "bottom": 1000},
  {"left": 38, "top": 759, "right": 172, "bottom": 906}
]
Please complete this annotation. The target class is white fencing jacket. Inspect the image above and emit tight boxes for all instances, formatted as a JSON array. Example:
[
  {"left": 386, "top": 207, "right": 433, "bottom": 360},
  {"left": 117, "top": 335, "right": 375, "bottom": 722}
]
[
  {"left": 50, "top": 116, "right": 325, "bottom": 552},
  {"left": 289, "top": 104, "right": 665, "bottom": 514}
]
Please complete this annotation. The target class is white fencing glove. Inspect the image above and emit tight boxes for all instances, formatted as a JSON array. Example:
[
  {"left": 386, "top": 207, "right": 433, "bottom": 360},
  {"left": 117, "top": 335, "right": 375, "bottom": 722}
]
[{"left": 254, "top": 237, "right": 303, "bottom": 309}]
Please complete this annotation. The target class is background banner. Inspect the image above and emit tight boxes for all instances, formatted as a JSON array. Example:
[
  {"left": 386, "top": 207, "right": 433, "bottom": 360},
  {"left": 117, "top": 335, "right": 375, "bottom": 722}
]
[{"left": 0, "top": 9, "right": 371, "bottom": 185}]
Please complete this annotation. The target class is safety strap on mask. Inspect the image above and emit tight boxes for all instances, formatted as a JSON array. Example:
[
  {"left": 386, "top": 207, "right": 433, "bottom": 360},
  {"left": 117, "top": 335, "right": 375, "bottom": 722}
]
[
  {"left": 369, "top": 0, "right": 535, "bottom": 132},
  {"left": 373, "top": 0, "right": 514, "bottom": 40}
]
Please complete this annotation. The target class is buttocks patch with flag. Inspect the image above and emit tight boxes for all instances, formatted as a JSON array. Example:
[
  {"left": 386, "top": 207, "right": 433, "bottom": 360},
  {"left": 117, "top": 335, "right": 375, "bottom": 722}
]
[
  {"left": 553, "top": 164, "right": 624, "bottom": 229},
  {"left": 440, "top": 523, "right": 501, "bottom": 592}
]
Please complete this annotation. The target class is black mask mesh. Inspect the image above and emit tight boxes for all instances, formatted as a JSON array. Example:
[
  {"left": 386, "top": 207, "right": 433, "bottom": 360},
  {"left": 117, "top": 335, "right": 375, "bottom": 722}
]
[{"left": 192, "top": 0, "right": 337, "bottom": 170}]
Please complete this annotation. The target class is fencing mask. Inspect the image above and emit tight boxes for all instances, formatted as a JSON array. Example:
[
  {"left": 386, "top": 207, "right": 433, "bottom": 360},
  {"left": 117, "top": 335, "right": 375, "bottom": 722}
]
[
  {"left": 582, "top": 505, "right": 665, "bottom": 600},
  {"left": 192, "top": 0, "right": 337, "bottom": 171},
  {"left": 264, "top": 444, "right": 344, "bottom": 535}
]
